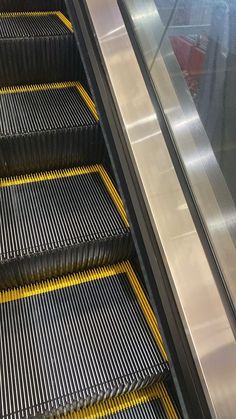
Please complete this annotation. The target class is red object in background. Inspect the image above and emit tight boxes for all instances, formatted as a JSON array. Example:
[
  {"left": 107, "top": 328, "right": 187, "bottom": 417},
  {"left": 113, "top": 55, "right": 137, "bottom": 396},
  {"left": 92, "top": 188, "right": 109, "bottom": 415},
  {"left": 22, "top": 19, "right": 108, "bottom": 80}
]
[
  {"left": 171, "top": 37, "right": 192, "bottom": 70},
  {"left": 170, "top": 36, "right": 206, "bottom": 95},
  {"left": 170, "top": 36, "right": 205, "bottom": 76}
]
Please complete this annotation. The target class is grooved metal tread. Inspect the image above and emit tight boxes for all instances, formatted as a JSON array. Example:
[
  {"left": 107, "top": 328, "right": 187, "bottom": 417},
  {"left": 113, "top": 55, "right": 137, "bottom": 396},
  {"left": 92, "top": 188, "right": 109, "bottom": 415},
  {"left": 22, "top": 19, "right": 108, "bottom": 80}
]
[
  {"left": 0, "top": 262, "right": 169, "bottom": 419},
  {"left": 0, "top": 13, "right": 70, "bottom": 38},
  {"left": 0, "top": 12, "right": 83, "bottom": 87},
  {"left": 65, "top": 382, "right": 178, "bottom": 418},
  {"left": 0, "top": 165, "right": 132, "bottom": 288},
  {"left": 0, "top": 83, "right": 97, "bottom": 135},
  {"left": 0, "top": 83, "right": 103, "bottom": 175}
]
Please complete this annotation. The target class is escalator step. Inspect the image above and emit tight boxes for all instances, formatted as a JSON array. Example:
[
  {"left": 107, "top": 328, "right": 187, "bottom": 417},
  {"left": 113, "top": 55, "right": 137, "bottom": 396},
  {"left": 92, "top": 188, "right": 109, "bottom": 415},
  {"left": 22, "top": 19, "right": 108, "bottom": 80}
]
[
  {"left": 0, "top": 12, "right": 83, "bottom": 86},
  {"left": 0, "top": 261, "right": 169, "bottom": 418},
  {"left": 65, "top": 382, "right": 178, "bottom": 418},
  {"left": 0, "top": 0, "right": 66, "bottom": 13},
  {"left": 0, "top": 82, "right": 103, "bottom": 176},
  {"left": 0, "top": 165, "right": 132, "bottom": 289}
]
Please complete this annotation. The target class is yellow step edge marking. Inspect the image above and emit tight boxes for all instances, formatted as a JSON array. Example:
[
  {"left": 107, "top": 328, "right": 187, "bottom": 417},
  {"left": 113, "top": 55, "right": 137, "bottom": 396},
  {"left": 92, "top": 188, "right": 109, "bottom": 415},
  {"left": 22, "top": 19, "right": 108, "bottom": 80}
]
[
  {"left": 63, "top": 382, "right": 178, "bottom": 418},
  {"left": 0, "top": 81, "right": 73, "bottom": 95},
  {"left": 0, "top": 81, "right": 99, "bottom": 122},
  {"left": 98, "top": 166, "right": 129, "bottom": 226},
  {"left": 0, "top": 165, "right": 97, "bottom": 187},
  {"left": 0, "top": 263, "right": 126, "bottom": 304},
  {"left": 0, "top": 165, "right": 128, "bottom": 226},
  {"left": 159, "top": 383, "right": 179, "bottom": 419},
  {"left": 0, "top": 11, "right": 58, "bottom": 17},
  {"left": 56, "top": 11, "right": 73, "bottom": 32},
  {"left": 76, "top": 83, "right": 99, "bottom": 121},
  {"left": 125, "top": 262, "right": 167, "bottom": 361},
  {"left": 0, "top": 11, "right": 73, "bottom": 32},
  {"left": 0, "top": 81, "right": 77, "bottom": 95},
  {"left": 0, "top": 261, "right": 166, "bottom": 360}
]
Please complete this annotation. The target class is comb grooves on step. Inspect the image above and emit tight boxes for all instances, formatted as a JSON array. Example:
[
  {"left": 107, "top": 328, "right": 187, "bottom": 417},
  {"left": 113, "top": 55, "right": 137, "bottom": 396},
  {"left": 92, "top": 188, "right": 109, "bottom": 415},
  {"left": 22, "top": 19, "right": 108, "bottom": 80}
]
[
  {"left": 0, "top": 83, "right": 102, "bottom": 176},
  {"left": 0, "top": 12, "right": 83, "bottom": 86},
  {"left": 0, "top": 166, "right": 132, "bottom": 288},
  {"left": 0, "top": 262, "right": 169, "bottom": 418}
]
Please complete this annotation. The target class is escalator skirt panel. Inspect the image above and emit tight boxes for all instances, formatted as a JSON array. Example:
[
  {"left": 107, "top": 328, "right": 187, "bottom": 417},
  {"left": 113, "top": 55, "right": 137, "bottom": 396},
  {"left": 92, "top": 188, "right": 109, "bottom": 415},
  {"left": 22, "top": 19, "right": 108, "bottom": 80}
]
[
  {"left": 0, "top": 166, "right": 131, "bottom": 288},
  {"left": 0, "top": 262, "right": 169, "bottom": 418}
]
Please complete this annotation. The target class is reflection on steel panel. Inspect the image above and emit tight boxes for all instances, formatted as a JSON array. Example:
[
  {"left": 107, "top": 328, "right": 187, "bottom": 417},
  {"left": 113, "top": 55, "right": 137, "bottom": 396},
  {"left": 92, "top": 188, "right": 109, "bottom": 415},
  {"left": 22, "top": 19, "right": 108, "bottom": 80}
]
[
  {"left": 122, "top": 0, "right": 236, "bottom": 315},
  {"left": 85, "top": 0, "right": 236, "bottom": 418}
]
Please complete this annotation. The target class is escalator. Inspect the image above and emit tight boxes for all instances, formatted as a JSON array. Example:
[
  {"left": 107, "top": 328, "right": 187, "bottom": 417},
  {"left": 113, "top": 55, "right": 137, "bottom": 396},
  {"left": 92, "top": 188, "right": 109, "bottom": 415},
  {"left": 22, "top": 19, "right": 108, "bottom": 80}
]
[{"left": 0, "top": 1, "right": 179, "bottom": 418}]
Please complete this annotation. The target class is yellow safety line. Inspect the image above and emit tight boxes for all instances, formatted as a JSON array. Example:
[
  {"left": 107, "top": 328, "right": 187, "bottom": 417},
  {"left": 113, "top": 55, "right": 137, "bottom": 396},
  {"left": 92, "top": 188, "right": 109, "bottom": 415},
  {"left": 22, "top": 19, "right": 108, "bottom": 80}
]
[
  {"left": 76, "top": 83, "right": 99, "bottom": 121},
  {"left": 63, "top": 382, "right": 178, "bottom": 418},
  {"left": 125, "top": 262, "right": 167, "bottom": 360},
  {"left": 0, "top": 81, "right": 76, "bottom": 95},
  {"left": 0, "top": 165, "right": 96, "bottom": 187},
  {"left": 0, "top": 165, "right": 128, "bottom": 226},
  {"left": 0, "top": 263, "right": 125, "bottom": 304},
  {"left": 0, "top": 11, "right": 73, "bottom": 32},
  {"left": 0, "top": 81, "right": 99, "bottom": 122},
  {"left": 98, "top": 166, "right": 129, "bottom": 226},
  {"left": 0, "top": 11, "right": 57, "bottom": 17},
  {"left": 159, "top": 383, "right": 179, "bottom": 419},
  {"left": 56, "top": 11, "right": 73, "bottom": 32}
]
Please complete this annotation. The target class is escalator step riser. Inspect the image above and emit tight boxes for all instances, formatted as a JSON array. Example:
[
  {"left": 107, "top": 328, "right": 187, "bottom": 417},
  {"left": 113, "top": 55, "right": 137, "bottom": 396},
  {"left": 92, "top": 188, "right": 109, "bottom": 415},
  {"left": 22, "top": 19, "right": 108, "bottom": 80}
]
[
  {"left": 0, "top": 262, "right": 169, "bottom": 418},
  {"left": 0, "top": 13, "right": 84, "bottom": 86},
  {"left": 0, "top": 83, "right": 104, "bottom": 176},
  {"left": 0, "top": 0, "right": 66, "bottom": 12},
  {"left": 0, "top": 166, "right": 132, "bottom": 288}
]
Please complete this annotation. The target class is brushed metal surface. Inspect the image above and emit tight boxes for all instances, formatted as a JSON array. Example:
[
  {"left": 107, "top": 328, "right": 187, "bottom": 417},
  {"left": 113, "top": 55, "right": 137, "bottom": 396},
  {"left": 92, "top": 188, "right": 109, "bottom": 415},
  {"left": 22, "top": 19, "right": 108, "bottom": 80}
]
[
  {"left": 124, "top": 0, "right": 236, "bottom": 318},
  {"left": 85, "top": 0, "right": 236, "bottom": 418}
]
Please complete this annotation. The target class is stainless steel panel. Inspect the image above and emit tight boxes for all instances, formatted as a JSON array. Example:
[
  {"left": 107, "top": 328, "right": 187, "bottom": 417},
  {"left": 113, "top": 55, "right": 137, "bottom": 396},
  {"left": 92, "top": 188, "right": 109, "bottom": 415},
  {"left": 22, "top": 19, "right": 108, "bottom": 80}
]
[
  {"left": 86, "top": 1, "right": 236, "bottom": 418},
  {"left": 123, "top": 0, "right": 236, "bottom": 316}
]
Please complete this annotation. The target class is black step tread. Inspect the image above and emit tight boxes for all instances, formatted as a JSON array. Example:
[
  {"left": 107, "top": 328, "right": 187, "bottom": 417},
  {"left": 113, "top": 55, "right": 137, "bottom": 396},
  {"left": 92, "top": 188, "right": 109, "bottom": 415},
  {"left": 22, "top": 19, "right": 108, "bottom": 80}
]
[
  {"left": 0, "top": 83, "right": 103, "bottom": 176},
  {"left": 0, "top": 12, "right": 83, "bottom": 86},
  {"left": 0, "top": 12, "right": 70, "bottom": 38},
  {"left": 0, "top": 166, "right": 132, "bottom": 288},
  {"left": 0, "top": 166, "right": 127, "bottom": 258},
  {"left": 0, "top": 262, "right": 169, "bottom": 418},
  {"left": 0, "top": 0, "right": 66, "bottom": 12},
  {"left": 0, "top": 83, "right": 97, "bottom": 135}
]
